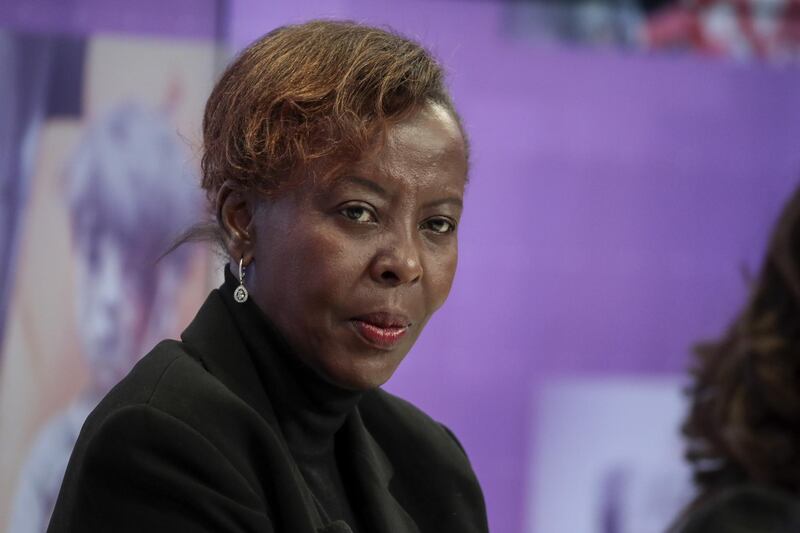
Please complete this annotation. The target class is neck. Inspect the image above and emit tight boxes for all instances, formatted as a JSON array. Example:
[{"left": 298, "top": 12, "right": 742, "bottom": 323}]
[{"left": 220, "top": 267, "right": 363, "bottom": 459}]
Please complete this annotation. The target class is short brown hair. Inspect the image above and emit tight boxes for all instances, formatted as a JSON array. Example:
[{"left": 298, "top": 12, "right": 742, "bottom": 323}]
[{"left": 200, "top": 20, "right": 463, "bottom": 205}]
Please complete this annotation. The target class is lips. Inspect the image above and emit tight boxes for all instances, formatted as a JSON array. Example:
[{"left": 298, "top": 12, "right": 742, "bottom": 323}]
[{"left": 350, "top": 312, "right": 411, "bottom": 349}]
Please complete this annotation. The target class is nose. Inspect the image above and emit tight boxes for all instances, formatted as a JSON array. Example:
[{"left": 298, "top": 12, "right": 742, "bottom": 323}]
[{"left": 369, "top": 231, "right": 423, "bottom": 286}]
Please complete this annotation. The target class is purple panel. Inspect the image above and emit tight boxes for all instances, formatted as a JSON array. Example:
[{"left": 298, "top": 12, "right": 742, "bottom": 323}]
[
  {"left": 0, "top": 0, "right": 222, "bottom": 39},
  {"left": 229, "top": 0, "right": 346, "bottom": 50},
  {"left": 231, "top": 2, "right": 800, "bottom": 532}
]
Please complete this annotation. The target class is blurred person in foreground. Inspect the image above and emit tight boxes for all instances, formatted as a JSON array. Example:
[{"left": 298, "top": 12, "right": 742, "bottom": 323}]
[
  {"left": 46, "top": 21, "right": 488, "bottom": 533},
  {"left": 8, "top": 103, "right": 198, "bottom": 533},
  {"left": 670, "top": 184, "right": 800, "bottom": 532}
]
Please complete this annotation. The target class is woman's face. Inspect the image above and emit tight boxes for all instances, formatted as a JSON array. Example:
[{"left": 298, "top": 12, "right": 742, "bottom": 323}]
[{"left": 243, "top": 103, "right": 467, "bottom": 390}]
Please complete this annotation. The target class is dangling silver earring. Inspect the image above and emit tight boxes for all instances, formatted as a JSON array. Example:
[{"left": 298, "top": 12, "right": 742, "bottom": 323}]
[{"left": 234, "top": 257, "right": 249, "bottom": 303}]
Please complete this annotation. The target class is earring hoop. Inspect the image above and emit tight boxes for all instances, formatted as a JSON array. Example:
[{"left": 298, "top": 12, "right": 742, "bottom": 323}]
[{"left": 233, "top": 257, "right": 249, "bottom": 303}]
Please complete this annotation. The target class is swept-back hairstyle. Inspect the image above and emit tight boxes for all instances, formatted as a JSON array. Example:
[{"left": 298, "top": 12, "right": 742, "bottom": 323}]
[
  {"left": 682, "top": 182, "right": 800, "bottom": 506},
  {"left": 200, "top": 20, "right": 463, "bottom": 212}
]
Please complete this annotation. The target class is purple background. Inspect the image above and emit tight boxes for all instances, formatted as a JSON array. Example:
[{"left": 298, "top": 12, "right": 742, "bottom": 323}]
[
  {"left": 0, "top": 0, "right": 222, "bottom": 40},
  {"left": 4, "top": 1, "right": 800, "bottom": 531}
]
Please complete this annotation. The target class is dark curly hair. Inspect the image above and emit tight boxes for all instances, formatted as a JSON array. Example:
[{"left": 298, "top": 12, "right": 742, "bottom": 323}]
[{"left": 682, "top": 182, "right": 800, "bottom": 508}]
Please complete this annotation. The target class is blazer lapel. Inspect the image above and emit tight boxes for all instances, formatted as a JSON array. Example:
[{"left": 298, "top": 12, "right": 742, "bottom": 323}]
[
  {"left": 182, "top": 288, "right": 417, "bottom": 533},
  {"left": 180, "top": 290, "right": 278, "bottom": 428},
  {"left": 342, "top": 409, "right": 421, "bottom": 533},
  {"left": 180, "top": 289, "right": 327, "bottom": 532}
]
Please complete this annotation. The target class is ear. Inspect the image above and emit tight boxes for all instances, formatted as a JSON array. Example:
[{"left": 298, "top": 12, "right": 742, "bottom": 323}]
[{"left": 216, "top": 180, "right": 256, "bottom": 263}]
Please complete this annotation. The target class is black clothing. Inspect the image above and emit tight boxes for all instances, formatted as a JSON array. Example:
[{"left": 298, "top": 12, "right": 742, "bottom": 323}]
[
  {"left": 47, "top": 275, "right": 488, "bottom": 533},
  {"left": 218, "top": 269, "right": 363, "bottom": 529},
  {"left": 671, "top": 485, "right": 800, "bottom": 533}
]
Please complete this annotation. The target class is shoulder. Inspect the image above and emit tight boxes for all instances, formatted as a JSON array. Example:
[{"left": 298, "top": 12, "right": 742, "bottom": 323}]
[
  {"left": 674, "top": 485, "right": 800, "bottom": 533},
  {"left": 51, "top": 400, "right": 270, "bottom": 532},
  {"left": 51, "top": 342, "right": 273, "bottom": 531},
  {"left": 85, "top": 339, "right": 198, "bottom": 410},
  {"left": 71, "top": 338, "right": 234, "bottom": 457},
  {"left": 87, "top": 339, "right": 249, "bottom": 423},
  {"left": 75, "top": 339, "right": 271, "bottom": 481}
]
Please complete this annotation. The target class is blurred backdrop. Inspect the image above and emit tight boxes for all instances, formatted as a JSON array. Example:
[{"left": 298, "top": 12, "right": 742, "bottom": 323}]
[{"left": 1, "top": 1, "right": 799, "bottom": 532}]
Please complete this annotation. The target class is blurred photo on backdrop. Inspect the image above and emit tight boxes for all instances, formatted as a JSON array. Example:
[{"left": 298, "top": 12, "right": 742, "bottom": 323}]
[
  {"left": 9, "top": 102, "right": 200, "bottom": 533},
  {"left": 0, "top": 28, "right": 217, "bottom": 532}
]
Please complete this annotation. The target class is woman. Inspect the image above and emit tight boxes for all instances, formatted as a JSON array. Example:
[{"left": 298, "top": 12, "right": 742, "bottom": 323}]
[
  {"left": 47, "top": 20, "right": 488, "bottom": 533},
  {"left": 670, "top": 184, "right": 800, "bottom": 532}
]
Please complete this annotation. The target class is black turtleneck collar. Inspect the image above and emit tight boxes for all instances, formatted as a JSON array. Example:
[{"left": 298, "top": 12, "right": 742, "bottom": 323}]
[{"left": 219, "top": 267, "right": 362, "bottom": 460}]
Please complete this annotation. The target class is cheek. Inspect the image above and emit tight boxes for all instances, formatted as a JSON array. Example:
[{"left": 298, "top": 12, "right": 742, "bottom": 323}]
[
  {"left": 299, "top": 231, "right": 369, "bottom": 305},
  {"left": 424, "top": 244, "right": 459, "bottom": 310},
  {"left": 261, "top": 225, "right": 368, "bottom": 314}
]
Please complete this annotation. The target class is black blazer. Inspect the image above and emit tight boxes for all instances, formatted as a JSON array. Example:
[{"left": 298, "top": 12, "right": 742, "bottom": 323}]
[
  {"left": 47, "top": 287, "right": 488, "bottom": 533},
  {"left": 671, "top": 485, "right": 800, "bottom": 533}
]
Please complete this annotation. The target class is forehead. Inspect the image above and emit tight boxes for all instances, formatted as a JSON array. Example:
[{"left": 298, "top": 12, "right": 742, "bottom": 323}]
[
  {"left": 348, "top": 104, "right": 468, "bottom": 191},
  {"left": 386, "top": 104, "right": 465, "bottom": 159}
]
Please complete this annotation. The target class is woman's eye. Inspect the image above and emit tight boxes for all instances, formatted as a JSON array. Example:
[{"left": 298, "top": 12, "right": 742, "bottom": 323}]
[
  {"left": 340, "top": 205, "right": 376, "bottom": 224},
  {"left": 421, "top": 217, "right": 456, "bottom": 234}
]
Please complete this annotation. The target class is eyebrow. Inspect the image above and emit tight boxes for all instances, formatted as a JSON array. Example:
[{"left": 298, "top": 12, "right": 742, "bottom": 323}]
[
  {"left": 334, "top": 175, "right": 463, "bottom": 210},
  {"left": 423, "top": 197, "right": 463, "bottom": 210},
  {"left": 334, "top": 175, "right": 387, "bottom": 196}
]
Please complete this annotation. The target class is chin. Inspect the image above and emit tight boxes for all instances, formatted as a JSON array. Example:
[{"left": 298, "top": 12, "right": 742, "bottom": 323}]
[{"left": 322, "top": 354, "right": 405, "bottom": 391}]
